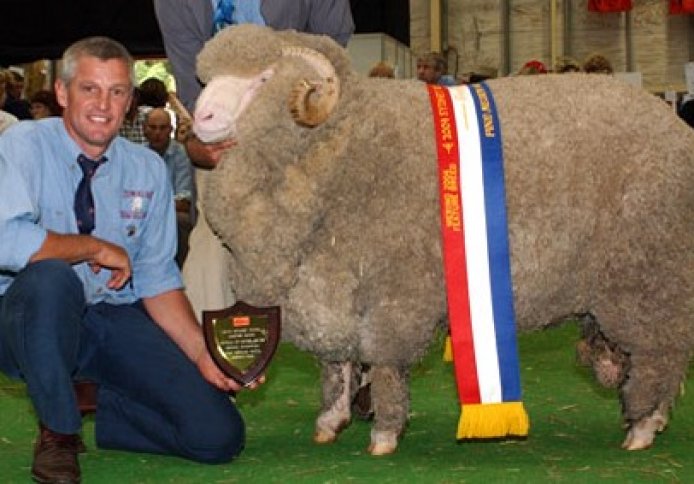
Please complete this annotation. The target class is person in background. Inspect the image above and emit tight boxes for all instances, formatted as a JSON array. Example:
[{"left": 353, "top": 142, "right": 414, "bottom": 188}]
[
  {"left": 582, "top": 53, "right": 614, "bottom": 74},
  {"left": 0, "top": 69, "right": 19, "bottom": 134},
  {"left": 0, "top": 36, "right": 260, "bottom": 484},
  {"left": 1, "top": 70, "right": 32, "bottom": 120},
  {"left": 118, "top": 87, "right": 148, "bottom": 144},
  {"left": 678, "top": 96, "right": 694, "bottom": 129},
  {"left": 139, "top": 77, "right": 169, "bottom": 109},
  {"left": 29, "top": 89, "right": 63, "bottom": 119},
  {"left": 143, "top": 107, "right": 195, "bottom": 267},
  {"left": 368, "top": 61, "right": 395, "bottom": 78},
  {"left": 416, "top": 52, "right": 457, "bottom": 85},
  {"left": 153, "top": 0, "right": 354, "bottom": 318},
  {"left": 120, "top": 78, "right": 170, "bottom": 144},
  {"left": 516, "top": 59, "right": 548, "bottom": 75},
  {"left": 555, "top": 56, "right": 582, "bottom": 74}
]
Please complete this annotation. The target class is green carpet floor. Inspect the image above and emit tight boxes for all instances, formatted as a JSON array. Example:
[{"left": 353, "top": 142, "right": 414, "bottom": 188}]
[{"left": 1, "top": 323, "right": 692, "bottom": 483}]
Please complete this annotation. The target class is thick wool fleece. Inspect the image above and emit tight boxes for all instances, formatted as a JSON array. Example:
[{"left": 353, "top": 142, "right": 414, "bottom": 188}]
[{"left": 200, "top": 25, "right": 693, "bottom": 425}]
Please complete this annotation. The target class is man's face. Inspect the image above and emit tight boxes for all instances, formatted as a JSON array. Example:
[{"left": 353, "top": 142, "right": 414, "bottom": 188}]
[
  {"left": 416, "top": 60, "right": 441, "bottom": 84},
  {"left": 8, "top": 78, "right": 23, "bottom": 99},
  {"left": 144, "top": 111, "right": 173, "bottom": 153},
  {"left": 30, "top": 102, "right": 52, "bottom": 120},
  {"left": 55, "top": 56, "right": 132, "bottom": 159}
]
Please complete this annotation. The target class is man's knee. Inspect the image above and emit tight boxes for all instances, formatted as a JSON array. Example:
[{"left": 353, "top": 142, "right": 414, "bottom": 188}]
[
  {"left": 4, "top": 259, "right": 85, "bottom": 330},
  {"left": 179, "top": 405, "right": 246, "bottom": 464},
  {"left": 16, "top": 259, "right": 82, "bottom": 297}
]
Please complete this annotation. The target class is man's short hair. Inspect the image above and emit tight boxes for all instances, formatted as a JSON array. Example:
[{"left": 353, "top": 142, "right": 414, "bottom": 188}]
[{"left": 59, "top": 36, "right": 135, "bottom": 86}]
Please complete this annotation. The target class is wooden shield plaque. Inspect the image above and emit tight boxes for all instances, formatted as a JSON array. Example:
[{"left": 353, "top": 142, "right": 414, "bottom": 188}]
[{"left": 202, "top": 301, "right": 281, "bottom": 386}]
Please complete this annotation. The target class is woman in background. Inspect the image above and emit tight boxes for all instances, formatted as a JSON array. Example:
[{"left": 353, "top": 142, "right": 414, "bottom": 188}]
[{"left": 29, "top": 89, "right": 63, "bottom": 119}]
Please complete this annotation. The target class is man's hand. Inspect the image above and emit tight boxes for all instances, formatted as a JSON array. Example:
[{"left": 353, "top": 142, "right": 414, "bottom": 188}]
[
  {"left": 29, "top": 231, "right": 132, "bottom": 290},
  {"left": 185, "top": 135, "right": 236, "bottom": 169},
  {"left": 89, "top": 239, "right": 132, "bottom": 289},
  {"left": 196, "top": 350, "right": 265, "bottom": 393}
]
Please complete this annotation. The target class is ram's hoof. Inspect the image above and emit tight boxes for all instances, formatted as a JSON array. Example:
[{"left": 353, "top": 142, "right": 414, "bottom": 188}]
[
  {"left": 621, "top": 409, "right": 667, "bottom": 450},
  {"left": 367, "top": 430, "right": 398, "bottom": 455},
  {"left": 313, "top": 428, "right": 337, "bottom": 444},
  {"left": 622, "top": 432, "right": 653, "bottom": 450},
  {"left": 367, "top": 441, "right": 397, "bottom": 455}
]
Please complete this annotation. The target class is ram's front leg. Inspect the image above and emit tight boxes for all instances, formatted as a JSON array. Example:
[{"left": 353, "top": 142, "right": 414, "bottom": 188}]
[
  {"left": 619, "top": 351, "right": 683, "bottom": 450},
  {"left": 368, "top": 365, "right": 410, "bottom": 455},
  {"left": 622, "top": 402, "right": 669, "bottom": 450},
  {"left": 314, "top": 361, "right": 353, "bottom": 444}
]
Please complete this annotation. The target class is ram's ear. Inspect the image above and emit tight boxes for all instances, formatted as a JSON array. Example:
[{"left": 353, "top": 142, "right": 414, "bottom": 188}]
[{"left": 283, "top": 47, "right": 340, "bottom": 127}]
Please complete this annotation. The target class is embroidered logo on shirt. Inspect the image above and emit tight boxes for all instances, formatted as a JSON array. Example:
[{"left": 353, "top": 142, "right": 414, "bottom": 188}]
[{"left": 121, "top": 190, "right": 154, "bottom": 220}]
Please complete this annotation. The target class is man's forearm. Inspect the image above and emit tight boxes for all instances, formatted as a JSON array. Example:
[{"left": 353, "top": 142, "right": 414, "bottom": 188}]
[
  {"left": 143, "top": 289, "right": 206, "bottom": 363},
  {"left": 29, "top": 231, "right": 133, "bottom": 290},
  {"left": 30, "top": 231, "right": 103, "bottom": 264}
]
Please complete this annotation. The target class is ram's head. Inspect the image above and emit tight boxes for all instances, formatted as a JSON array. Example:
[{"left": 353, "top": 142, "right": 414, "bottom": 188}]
[{"left": 192, "top": 24, "right": 349, "bottom": 143}]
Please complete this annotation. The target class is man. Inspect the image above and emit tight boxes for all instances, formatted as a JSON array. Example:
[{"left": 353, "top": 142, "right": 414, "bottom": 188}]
[
  {"left": 118, "top": 87, "right": 147, "bottom": 144},
  {"left": 144, "top": 107, "right": 195, "bottom": 266},
  {"left": 153, "top": 0, "right": 355, "bottom": 317},
  {"left": 1, "top": 69, "right": 32, "bottom": 120},
  {"left": 0, "top": 37, "right": 256, "bottom": 484},
  {"left": 416, "top": 52, "right": 457, "bottom": 86},
  {"left": 0, "top": 69, "right": 19, "bottom": 134}
]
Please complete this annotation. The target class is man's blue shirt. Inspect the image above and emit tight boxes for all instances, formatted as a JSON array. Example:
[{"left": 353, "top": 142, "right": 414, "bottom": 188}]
[
  {"left": 0, "top": 118, "right": 182, "bottom": 304},
  {"left": 150, "top": 138, "right": 194, "bottom": 202}
]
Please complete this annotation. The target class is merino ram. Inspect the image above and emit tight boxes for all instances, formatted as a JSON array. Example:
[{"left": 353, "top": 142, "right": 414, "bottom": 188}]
[{"left": 191, "top": 24, "right": 693, "bottom": 455}]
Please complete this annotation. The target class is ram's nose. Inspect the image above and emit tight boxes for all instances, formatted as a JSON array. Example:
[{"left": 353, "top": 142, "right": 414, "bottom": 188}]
[{"left": 192, "top": 104, "right": 235, "bottom": 143}]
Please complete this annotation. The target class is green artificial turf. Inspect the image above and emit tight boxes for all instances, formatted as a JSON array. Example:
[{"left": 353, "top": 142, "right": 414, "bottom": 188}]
[{"left": 1, "top": 323, "right": 692, "bottom": 483}]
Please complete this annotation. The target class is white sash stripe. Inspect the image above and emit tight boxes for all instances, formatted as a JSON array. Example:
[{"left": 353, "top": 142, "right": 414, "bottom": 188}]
[{"left": 449, "top": 86, "right": 502, "bottom": 403}]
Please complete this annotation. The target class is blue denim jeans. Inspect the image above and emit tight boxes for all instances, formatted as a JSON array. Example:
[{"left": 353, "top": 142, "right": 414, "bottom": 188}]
[{"left": 0, "top": 259, "right": 244, "bottom": 463}]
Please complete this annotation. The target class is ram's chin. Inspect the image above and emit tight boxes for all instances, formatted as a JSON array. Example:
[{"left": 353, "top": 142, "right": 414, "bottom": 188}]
[{"left": 193, "top": 127, "right": 234, "bottom": 144}]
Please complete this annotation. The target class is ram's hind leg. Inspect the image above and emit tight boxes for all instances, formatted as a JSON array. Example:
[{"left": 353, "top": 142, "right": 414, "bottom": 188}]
[
  {"left": 368, "top": 365, "right": 410, "bottom": 455},
  {"left": 314, "top": 361, "right": 353, "bottom": 444}
]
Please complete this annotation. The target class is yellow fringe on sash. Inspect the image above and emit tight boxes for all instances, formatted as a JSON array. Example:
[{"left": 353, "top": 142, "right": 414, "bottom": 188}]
[
  {"left": 443, "top": 335, "right": 453, "bottom": 362},
  {"left": 457, "top": 402, "right": 530, "bottom": 439}
]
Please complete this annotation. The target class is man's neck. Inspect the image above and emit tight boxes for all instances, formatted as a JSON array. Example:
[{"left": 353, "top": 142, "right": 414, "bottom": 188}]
[{"left": 151, "top": 141, "right": 169, "bottom": 157}]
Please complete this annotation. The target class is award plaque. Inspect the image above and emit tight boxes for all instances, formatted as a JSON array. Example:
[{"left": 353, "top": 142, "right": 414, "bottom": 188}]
[{"left": 203, "top": 301, "right": 281, "bottom": 386}]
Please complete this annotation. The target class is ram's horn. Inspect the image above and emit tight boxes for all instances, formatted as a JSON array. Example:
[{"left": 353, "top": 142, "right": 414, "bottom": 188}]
[
  {"left": 167, "top": 91, "right": 192, "bottom": 122},
  {"left": 283, "top": 46, "right": 340, "bottom": 127}
]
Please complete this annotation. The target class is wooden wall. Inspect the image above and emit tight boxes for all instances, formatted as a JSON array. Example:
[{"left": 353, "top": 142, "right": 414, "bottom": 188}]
[{"left": 410, "top": 0, "right": 694, "bottom": 91}]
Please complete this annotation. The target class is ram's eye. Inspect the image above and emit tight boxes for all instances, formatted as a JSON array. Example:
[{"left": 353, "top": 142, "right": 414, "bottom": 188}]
[{"left": 259, "top": 68, "right": 275, "bottom": 83}]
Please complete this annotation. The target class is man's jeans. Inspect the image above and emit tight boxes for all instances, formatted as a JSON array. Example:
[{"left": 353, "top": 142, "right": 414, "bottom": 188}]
[{"left": 0, "top": 259, "right": 244, "bottom": 463}]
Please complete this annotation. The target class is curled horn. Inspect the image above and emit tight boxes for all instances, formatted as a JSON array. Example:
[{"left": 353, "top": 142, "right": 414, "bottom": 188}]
[
  {"left": 283, "top": 46, "right": 340, "bottom": 127},
  {"left": 167, "top": 91, "right": 194, "bottom": 138},
  {"left": 167, "top": 91, "right": 192, "bottom": 122}
]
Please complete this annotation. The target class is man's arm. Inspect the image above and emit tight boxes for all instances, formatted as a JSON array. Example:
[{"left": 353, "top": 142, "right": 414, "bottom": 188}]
[
  {"left": 30, "top": 231, "right": 132, "bottom": 290},
  {"left": 142, "top": 289, "right": 245, "bottom": 392},
  {"left": 153, "top": 0, "right": 212, "bottom": 112},
  {"left": 262, "top": 0, "right": 355, "bottom": 47},
  {"left": 185, "top": 135, "right": 236, "bottom": 169},
  {"left": 171, "top": 142, "right": 195, "bottom": 202}
]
